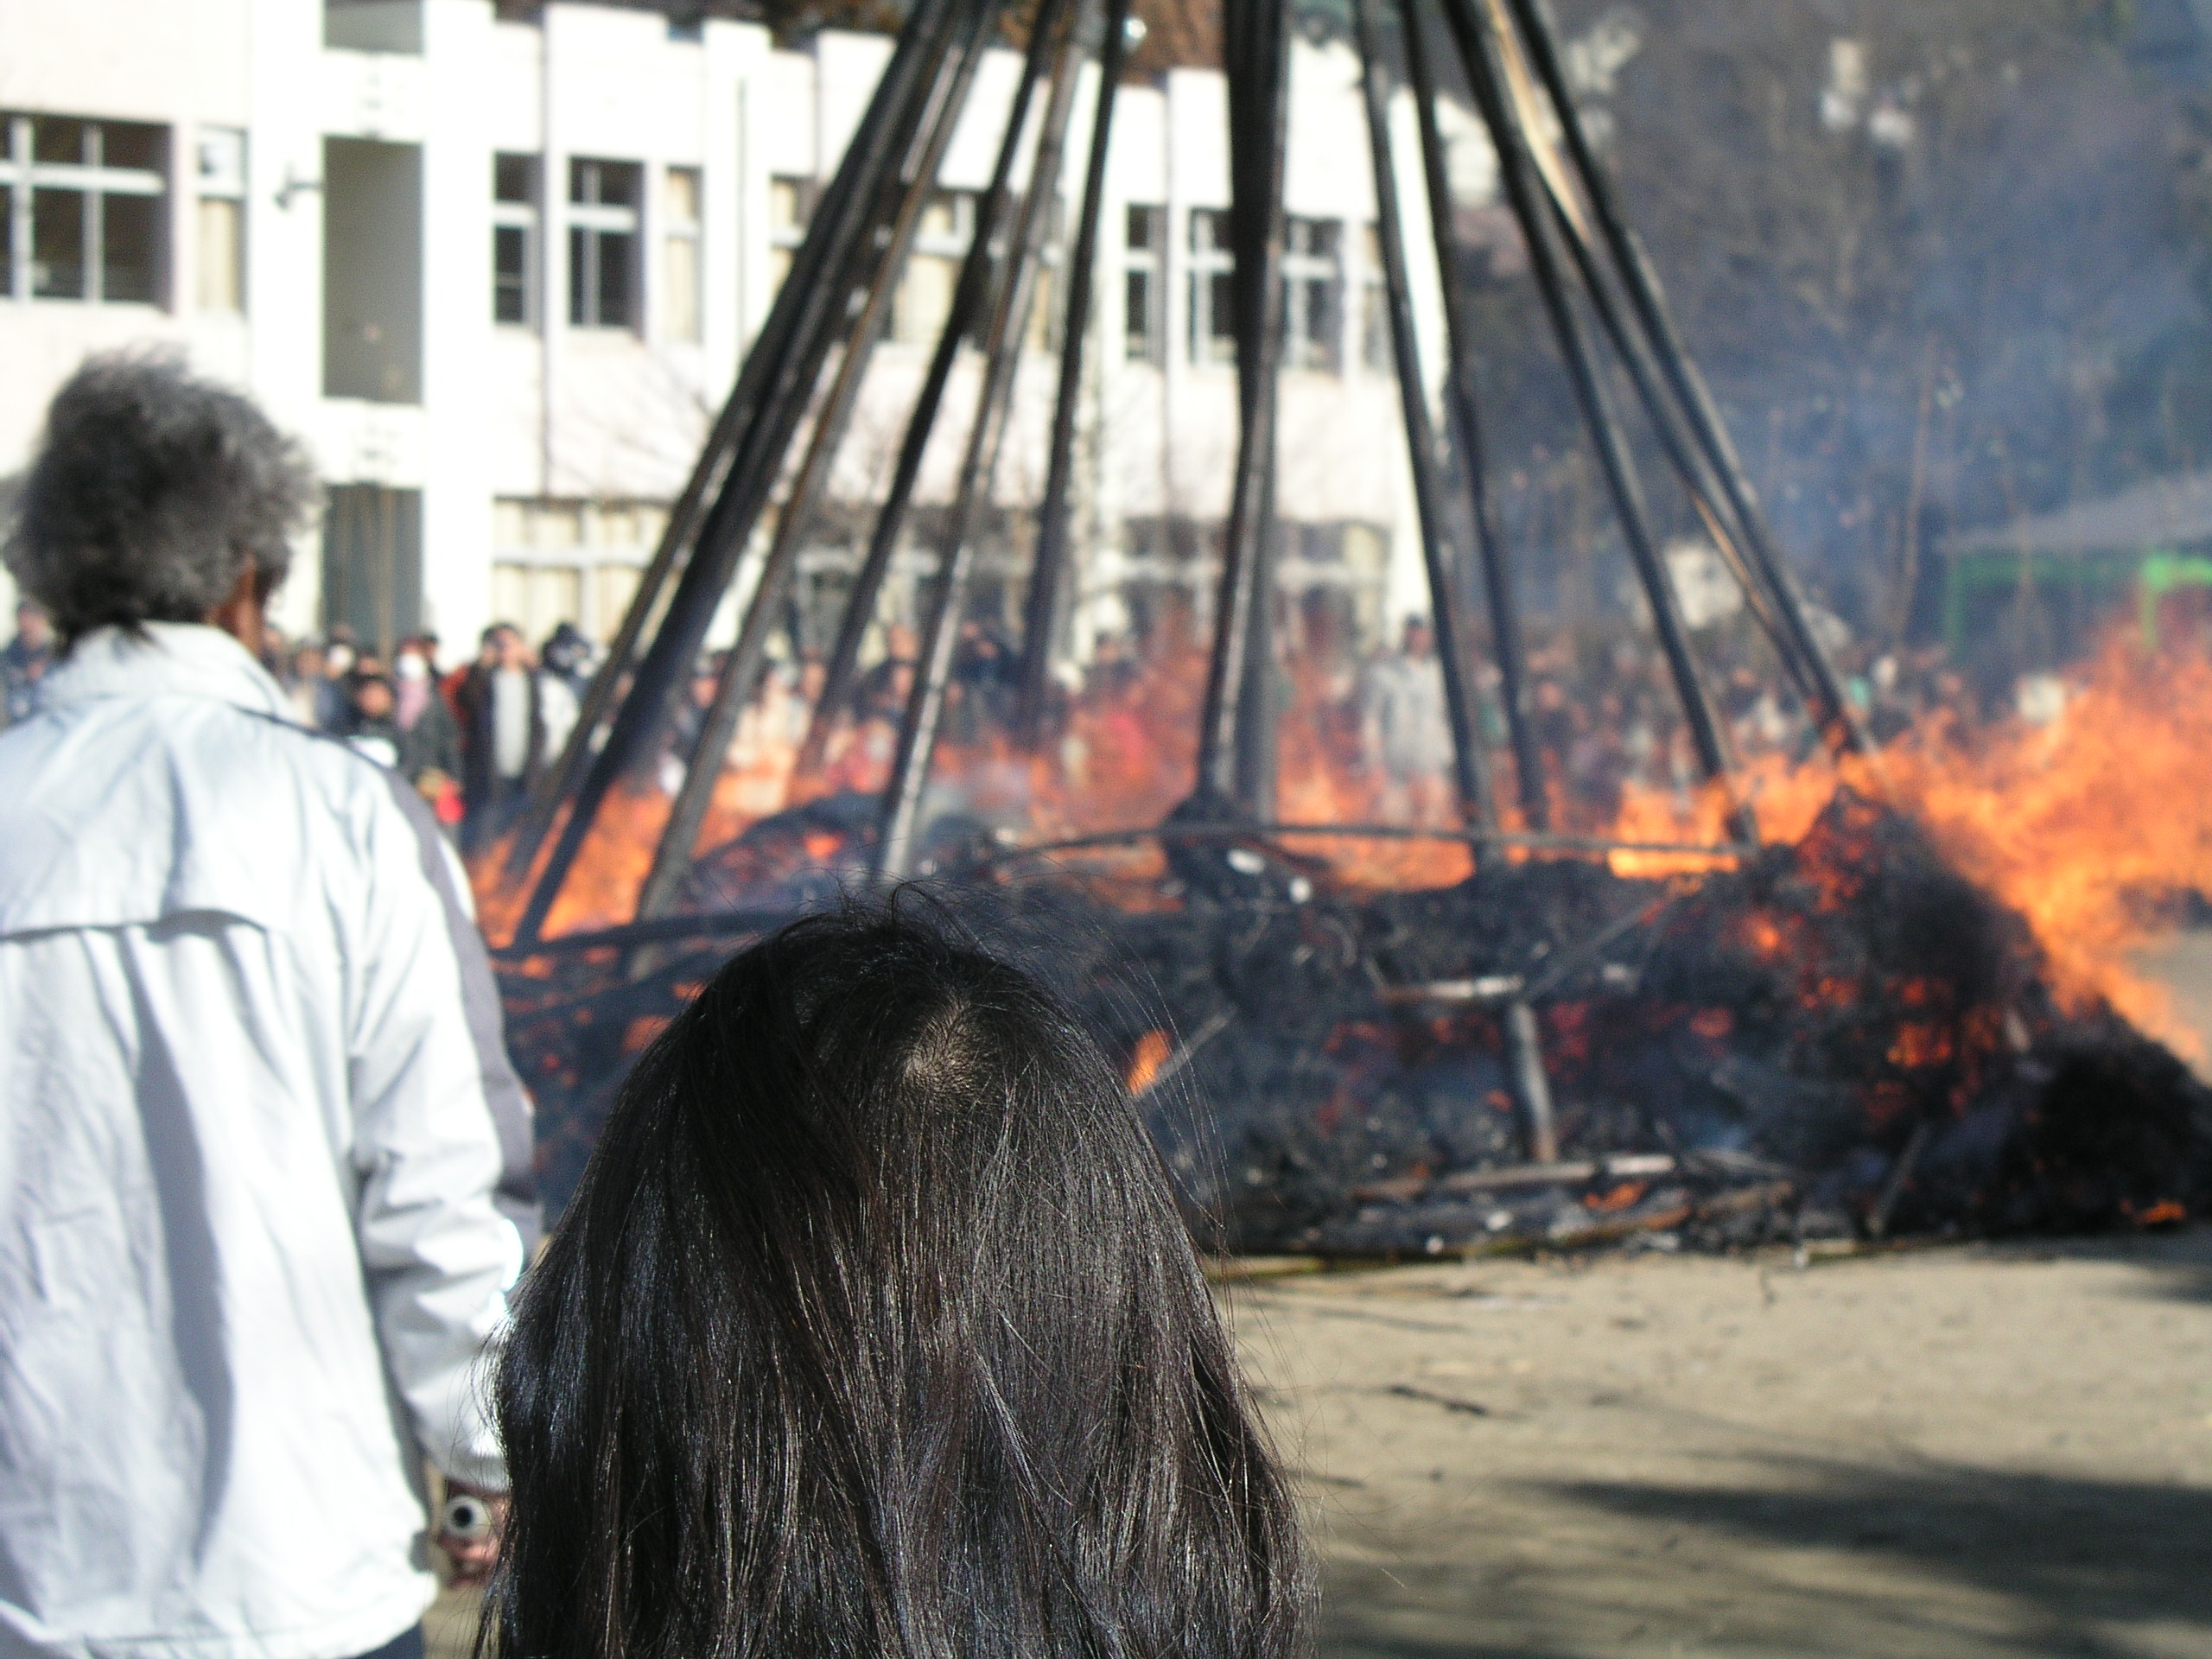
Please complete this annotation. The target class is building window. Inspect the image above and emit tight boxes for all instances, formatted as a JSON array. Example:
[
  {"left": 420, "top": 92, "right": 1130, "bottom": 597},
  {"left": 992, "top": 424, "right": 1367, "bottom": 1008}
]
[
  {"left": 493, "top": 496, "right": 669, "bottom": 642},
  {"left": 1358, "top": 222, "right": 1389, "bottom": 373},
  {"left": 1123, "top": 202, "right": 1162, "bottom": 363},
  {"left": 1186, "top": 207, "right": 1235, "bottom": 366},
  {"left": 1023, "top": 194, "right": 1066, "bottom": 353},
  {"left": 894, "top": 188, "right": 974, "bottom": 346},
  {"left": 663, "top": 165, "right": 702, "bottom": 342},
  {"left": 322, "top": 484, "right": 424, "bottom": 657},
  {"left": 2, "top": 113, "right": 166, "bottom": 305},
  {"left": 493, "top": 153, "right": 538, "bottom": 325},
  {"left": 195, "top": 126, "right": 245, "bottom": 313},
  {"left": 1282, "top": 216, "right": 1342, "bottom": 373},
  {"left": 325, "top": 0, "right": 425, "bottom": 54},
  {"left": 766, "top": 173, "right": 810, "bottom": 299},
  {"left": 568, "top": 156, "right": 639, "bottom": 330}
]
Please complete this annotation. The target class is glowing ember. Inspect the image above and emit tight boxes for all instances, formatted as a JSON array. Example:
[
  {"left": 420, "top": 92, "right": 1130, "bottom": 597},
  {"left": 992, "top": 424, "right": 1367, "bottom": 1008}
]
[{"left": 1126, "top": 1028, "right": 1173, "bottom": 1093}]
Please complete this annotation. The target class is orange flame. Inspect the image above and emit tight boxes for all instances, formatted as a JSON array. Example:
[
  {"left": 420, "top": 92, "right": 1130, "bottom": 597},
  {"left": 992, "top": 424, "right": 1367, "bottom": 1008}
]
[
  {"left": 476, "top": 631, "right": 2212, "bottom": 1069},
  {"left": 1606, "top": 636, "right": 2212, "bottom": 1055},
  {"left": 1126, "top": 1029, "right": 1173, "bottom": 1094}
]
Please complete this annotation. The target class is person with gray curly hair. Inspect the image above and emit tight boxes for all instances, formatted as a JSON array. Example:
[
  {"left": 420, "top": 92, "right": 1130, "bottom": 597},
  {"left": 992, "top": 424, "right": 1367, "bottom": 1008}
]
[
  {"left": 4, "top": 353, "right": 315, "bottom": 647},
  {"left": 0, "top": 355, "right": 535, "bottom": 1659}
]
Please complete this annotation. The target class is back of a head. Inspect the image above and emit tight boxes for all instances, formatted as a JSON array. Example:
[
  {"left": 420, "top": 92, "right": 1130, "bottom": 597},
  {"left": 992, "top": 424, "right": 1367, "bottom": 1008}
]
[
  {"left": 490, "top": 902, "right": 1310, "bottom": 1659},
  {"left": 3, "top": 353, "right": 315, "bottom": 648}
]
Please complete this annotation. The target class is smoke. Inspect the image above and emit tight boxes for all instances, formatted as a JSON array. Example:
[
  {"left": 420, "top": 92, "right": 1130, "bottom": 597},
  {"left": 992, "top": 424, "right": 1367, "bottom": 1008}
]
[{"left": 1471, "top": 0, "right": 2212, "bottom": 658}]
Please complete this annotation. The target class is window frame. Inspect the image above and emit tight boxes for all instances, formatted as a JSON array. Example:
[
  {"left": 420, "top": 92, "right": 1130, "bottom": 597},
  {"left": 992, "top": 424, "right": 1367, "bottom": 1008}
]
[
  {"left": 661, "top": 163, "right": 702, "bottom": 343},
  {"left": 1122, "top": 201, "right": 1164, "bottom": 365},
  {"left": 1357, "top": 221, "right": 1391, "bottom": 375},
  {"left": 1, "top": 111, "right": 168, "bottom": 306},
  {"left": 893, "top": 186, "right": 976, "bottom": 347},
  {"left": 567, "top": 156, "right": 641, "bottom": 332},
  {"left": 493, "top": 151, "right": 540, "bottom": 327},
  {"left": 194, "top": 124, "right": 246, "bottom": 315},
  {"left": 765, "top": 171, "right": 812, "bottom": 298},
  {"left": 1281, "top": 215, "right": 1343, "bottom": 375},
  {"left": 1185, "top": 206, "right": 1235, "bottom": 368}
]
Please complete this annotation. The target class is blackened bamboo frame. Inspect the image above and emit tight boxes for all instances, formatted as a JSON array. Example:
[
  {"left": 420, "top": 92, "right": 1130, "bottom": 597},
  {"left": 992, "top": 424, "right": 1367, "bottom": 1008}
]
[{"left": 510, "top": 0, "right": 1864, "bottom": 944}]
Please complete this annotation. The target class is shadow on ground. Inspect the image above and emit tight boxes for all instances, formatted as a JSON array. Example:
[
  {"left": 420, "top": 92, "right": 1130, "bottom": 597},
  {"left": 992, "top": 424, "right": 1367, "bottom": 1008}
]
[
  {"left": 1323, "top": 1454, "right": 2212, "bottom": 1658},
  {"left": 1977, "top": 1225, "right": 2212, "bottom": 1305}
]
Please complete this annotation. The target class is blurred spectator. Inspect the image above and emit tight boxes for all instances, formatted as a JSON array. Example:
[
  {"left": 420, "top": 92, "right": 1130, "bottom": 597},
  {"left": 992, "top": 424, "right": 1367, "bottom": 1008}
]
[
  {"left": 455, "top": 623, "right": 579, "bottom": 852},
  {"left": 787, "top": 654, "right": 826, "bottom": 745},
  {"left": 855, "top": 620, "right": 918, "bottom": 724},
  {"left": 947, "top": 617, "right": 1015, "bottom": 743},
  {"left": 661, "top": 653, "right": 725, "bottom": 793},
  {"left": 1358, "top": 616, "right": 1454, "bottom": 827},
  {"left": 340, "top": 669, "right": 404, "bottom": 771},
  {"left": 287, "top": 640, "right": 347, "bottom": 730},
  {"left": 1084, "top": 631, "right": 1140, "bottom": 702},
  {"left": 1, "top": 599, "right": 54, "bottom": 726},
  {"left": 394, "top": 639, "right": 464, "bottom": 827},
  {"left": 541, "top": 621, "right": 594, "bottom": 702}
]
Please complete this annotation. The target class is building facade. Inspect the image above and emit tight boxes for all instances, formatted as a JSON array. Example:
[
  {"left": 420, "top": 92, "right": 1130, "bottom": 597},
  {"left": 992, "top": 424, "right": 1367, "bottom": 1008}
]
[{"left": 0, "top": 0, "right": 1496, "bottom": 668}]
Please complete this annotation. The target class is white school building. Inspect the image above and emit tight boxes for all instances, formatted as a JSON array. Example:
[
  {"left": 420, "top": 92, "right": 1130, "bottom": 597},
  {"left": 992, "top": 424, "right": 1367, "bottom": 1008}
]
[{"left": 0, "top": 0, "right": 1503, "bottom": 667}]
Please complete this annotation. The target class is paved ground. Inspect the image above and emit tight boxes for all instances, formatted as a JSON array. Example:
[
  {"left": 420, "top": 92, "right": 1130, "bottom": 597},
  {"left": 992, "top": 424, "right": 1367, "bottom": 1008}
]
[{"left": 1236, "top": 1233, "right": 2212, "bottom": 1659}]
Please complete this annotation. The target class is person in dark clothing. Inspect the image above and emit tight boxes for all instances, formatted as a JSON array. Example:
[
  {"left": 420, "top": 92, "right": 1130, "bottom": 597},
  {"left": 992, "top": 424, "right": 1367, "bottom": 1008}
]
[
  {"left": 393, "top": 637, "right": 462, "bottom": 791},
  {"left": 540, "top": 622, "right": 594, "bottom": 702},
  {"left": 340, "top": 670, "right": 407, "bottom": 772},
  {"left": 0, "top": 599, "right": 54, "bottom": 728},
  {"left": 852, "top": 620, "right": 918, "bottom": 725},
  {"left": 342, "top": 662, "right": 462, "bottom": 825},
  {"left": 454, "top": 624, "right": 578, "bottom": 853}
]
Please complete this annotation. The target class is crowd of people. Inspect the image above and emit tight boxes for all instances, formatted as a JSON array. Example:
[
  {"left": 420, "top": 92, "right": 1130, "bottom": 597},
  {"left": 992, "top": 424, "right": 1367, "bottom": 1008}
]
[
  {"left": 0, "top": 597, "right": 605, "bottom": 856},
  {"left": 257, "top": 620, "right": 585, "bottom": 850},
  {"left": 1325, "top": 615, "right": 1980, "bottom": 833},
  {"left": 0, "top": 558, "right": 1997, "bottom": 866}
]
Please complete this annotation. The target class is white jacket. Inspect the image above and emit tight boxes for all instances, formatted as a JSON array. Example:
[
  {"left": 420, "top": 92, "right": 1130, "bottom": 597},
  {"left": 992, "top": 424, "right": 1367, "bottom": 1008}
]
[{"left": 0, "top": 626, "right": 530, "bottom": 1659}]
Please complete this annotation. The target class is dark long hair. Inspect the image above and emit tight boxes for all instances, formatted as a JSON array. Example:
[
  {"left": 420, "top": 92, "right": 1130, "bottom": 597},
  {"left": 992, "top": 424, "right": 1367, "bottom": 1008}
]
[{"left": 486, "top": 901, "right": 1311, "bottom": 1659}]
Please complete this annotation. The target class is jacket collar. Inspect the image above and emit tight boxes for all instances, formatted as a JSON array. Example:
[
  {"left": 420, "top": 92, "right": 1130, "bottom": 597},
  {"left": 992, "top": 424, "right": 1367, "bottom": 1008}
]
[{"left": 37, "top": 623, "right": 296, "bottom": 723}]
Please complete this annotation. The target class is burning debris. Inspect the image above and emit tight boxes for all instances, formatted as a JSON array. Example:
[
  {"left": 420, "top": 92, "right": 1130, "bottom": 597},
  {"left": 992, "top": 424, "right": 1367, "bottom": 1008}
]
[{"left": 499, "top": 782, "right": 2212, "bottom": 1256}]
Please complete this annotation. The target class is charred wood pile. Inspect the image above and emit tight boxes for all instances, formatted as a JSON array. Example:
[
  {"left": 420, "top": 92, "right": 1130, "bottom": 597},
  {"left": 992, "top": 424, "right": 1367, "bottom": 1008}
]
[
  {"left": 486, "top": 0, "right": 2211, "bottom": 1257},
  {"left": 503, "top": 785, "right": 2212, "bottom": 1255}
]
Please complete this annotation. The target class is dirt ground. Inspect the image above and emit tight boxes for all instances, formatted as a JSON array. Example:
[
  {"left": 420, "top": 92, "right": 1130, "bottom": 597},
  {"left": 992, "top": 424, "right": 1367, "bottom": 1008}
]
[
  {"left": 429, "top": 1234, "right": 2212, "bottom": 1659},
  {"left": 1234, "top": 1233, "right": 2212, "bottom": 1659}
]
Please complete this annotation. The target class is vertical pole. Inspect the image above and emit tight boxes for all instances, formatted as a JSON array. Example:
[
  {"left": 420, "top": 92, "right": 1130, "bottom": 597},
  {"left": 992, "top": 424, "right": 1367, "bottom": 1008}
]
[
  {"left": 1503, "top": 999, "right": 1559, "bottom": 1163},
  {"left": 1191, "top": 0, "right": 1290, "bottom": 810},
  {"left": 632, "top": 7, "right": 996, "bottom": 923},
  {"left": 876, "top": 0, "right": 1090, "bottom": 880},
  {"left": 512, "top": 0, "right": 963, "bottom": 943},
  {"left": 1436, "top": 0, "right": 1751, "bottom": 841},
  {"left": 1396, "top": 0, "right": 1548, "bottom": 830},
  {"left": 797, "top": 0, "right": 1073, "bottom": 780},
  {"left": 1352, "top": 0, "right": 1495, "bottom": 833},
  {"left": 1015, "top": 0, "right": 1131, "bottom": 747},
  {"left": 1232, "top": 415, "right": 1281, "bottom": 816},
  {"left": 1467, "top": 0, "right": 1805, "bottom": 704}
]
